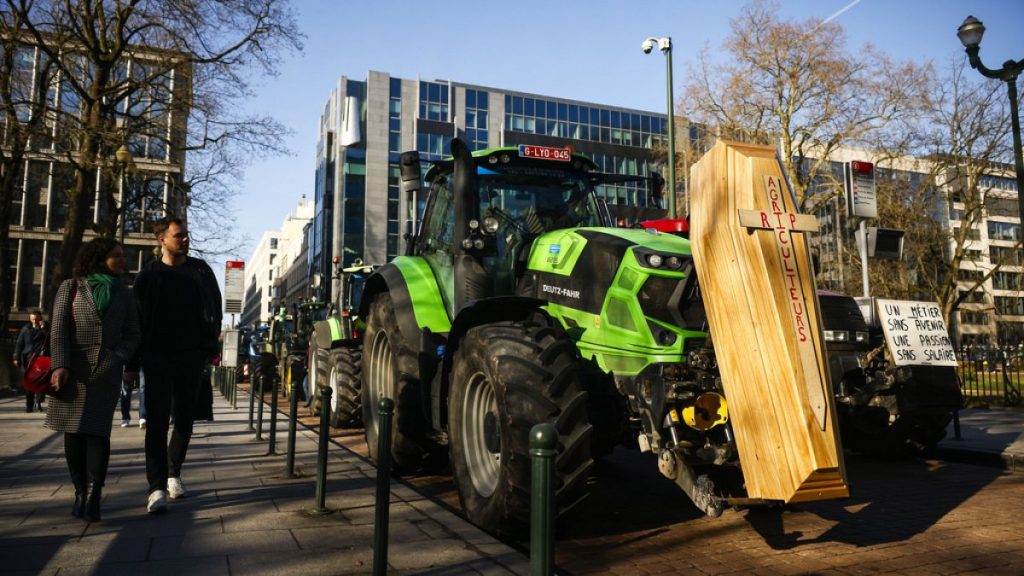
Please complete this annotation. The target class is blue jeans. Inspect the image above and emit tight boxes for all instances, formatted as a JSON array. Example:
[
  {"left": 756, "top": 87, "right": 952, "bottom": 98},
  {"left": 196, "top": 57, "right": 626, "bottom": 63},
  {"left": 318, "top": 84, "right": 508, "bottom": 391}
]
[{"left": 120, "top": 371, "right": 147, "bottom": 421}]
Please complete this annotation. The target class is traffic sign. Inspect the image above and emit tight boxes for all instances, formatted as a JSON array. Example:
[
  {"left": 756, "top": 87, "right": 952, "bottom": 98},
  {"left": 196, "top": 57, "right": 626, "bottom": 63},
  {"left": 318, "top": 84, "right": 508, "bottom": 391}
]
[{"left": 225, "top": 260, "right": 245, "bottom": 314}]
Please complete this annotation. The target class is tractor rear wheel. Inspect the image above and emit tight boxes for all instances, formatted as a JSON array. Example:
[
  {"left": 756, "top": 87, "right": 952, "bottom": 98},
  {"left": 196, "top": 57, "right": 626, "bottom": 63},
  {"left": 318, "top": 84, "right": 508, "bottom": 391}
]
[
  {"left": 309, "top": 338, "right": 331, "bottom": 416},
  {"left": 328, "top": 348, "right": 362, "bottom": 428},
  {"left": 361, "top": 292, "right": 435, "bottom": 471},
  {"left": 449, "top": 314, "right": 594, "bottom": 536}
]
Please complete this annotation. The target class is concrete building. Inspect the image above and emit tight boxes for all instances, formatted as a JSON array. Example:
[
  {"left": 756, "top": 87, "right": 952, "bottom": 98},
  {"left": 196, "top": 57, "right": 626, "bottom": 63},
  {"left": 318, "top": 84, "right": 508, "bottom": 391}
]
[
  {"left": 240, "top": 197, "right": 313, "bottom": 327},
  {"left": 4, "top": 43, "right": 191, "bottom": 332},
  {"left": 310, "top": 71, "right": 681, "bottom": 302}
]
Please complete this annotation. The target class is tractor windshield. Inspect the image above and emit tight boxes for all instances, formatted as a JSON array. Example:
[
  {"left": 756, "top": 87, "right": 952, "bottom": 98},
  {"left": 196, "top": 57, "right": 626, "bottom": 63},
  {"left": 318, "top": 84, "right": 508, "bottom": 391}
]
[{"left": 478, "top": 169, "right": 604, "bottom": 234}]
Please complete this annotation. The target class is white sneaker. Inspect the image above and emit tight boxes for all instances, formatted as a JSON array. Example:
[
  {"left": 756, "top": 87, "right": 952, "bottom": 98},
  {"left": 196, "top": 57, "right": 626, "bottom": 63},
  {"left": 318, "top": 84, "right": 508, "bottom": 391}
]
[
  {"left": 167, "top": 477, "right": 188, "bottom": 500},
  {"left": 121, "top": 419, "right": 130, "bottom": 428},
  {"left": 147, "top": 490, "right": 168, "bottom": 513},
  {"left": 139, "top": 418, "right": 147, "bottom": 429}
]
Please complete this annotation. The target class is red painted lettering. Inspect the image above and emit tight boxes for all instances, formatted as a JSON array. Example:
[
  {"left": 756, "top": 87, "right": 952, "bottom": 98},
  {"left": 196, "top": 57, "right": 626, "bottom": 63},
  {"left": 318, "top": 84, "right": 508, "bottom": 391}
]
[
  {"left": 781, "top": 246, "right": 791, "bottom": 259},
  {"left": 790, "top": 286, "right": 798, "bottom": 300},
  {"left": 777, "top": 229, "right": 789, "bottom": 245},
  {"left": 789, "top": 213, "right": 797, "bottom": 228},
  {"left": 798, "top": 326, "right": 808, "bottom": 342},
  {"left": 772, "top": 200, "right": 783, "bottom": 214},
  {"left": 760, "top": 212, "right": 770, "bottom": 228}
]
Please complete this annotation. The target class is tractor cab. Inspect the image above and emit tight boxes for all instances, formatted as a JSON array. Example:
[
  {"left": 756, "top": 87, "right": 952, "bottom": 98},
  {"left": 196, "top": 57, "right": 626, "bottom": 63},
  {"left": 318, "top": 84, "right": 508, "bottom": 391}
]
[{"left": 413, "top": 143, "right": 656, "bottom": 314}]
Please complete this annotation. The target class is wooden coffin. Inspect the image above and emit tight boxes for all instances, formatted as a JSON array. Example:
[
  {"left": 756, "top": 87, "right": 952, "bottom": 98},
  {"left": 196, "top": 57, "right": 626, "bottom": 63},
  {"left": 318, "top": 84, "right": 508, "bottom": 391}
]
[{"left": 689, "top": 140, "right": 848, "bottom": 503}]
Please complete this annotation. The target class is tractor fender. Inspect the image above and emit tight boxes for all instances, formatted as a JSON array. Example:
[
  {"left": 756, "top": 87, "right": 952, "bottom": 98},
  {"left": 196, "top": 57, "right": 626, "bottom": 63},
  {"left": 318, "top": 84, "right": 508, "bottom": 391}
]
[
  {"left": 359, "top": 258, "right": 453, "bottom": 380},
  {"left": 437, "top": 296, "right": 548, "bottom": 428},
  {"left": 312, "top": 316, "right": 344, "bottom": 349}
]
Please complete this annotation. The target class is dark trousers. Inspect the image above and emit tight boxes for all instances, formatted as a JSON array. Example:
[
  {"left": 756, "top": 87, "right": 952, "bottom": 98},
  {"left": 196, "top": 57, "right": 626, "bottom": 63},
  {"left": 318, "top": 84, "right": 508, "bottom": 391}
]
[
  {"left": 64, "top": 433, "right": 110, "bottom": 487},
  {"left": 144, "top": 352, "right": 205, "bottom": 494},
  {"left": 25, "top": 389, "right": 43, "bottom": 411}
]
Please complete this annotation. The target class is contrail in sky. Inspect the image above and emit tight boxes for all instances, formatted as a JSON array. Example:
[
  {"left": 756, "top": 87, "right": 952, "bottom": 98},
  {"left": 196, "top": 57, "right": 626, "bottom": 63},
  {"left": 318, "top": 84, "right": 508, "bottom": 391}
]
[{"left": 810, "top": 0, "right": 863, "bottom": 33}]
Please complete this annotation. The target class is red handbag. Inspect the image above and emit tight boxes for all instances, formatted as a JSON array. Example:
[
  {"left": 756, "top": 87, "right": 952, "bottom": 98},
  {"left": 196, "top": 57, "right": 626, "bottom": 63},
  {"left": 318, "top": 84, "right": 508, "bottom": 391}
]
[
  {"left": 20, "top": 353, "right": 53, "bottom": 394},
  {"left": 21, "top": 281, "right": 77, "bottom": 396}
]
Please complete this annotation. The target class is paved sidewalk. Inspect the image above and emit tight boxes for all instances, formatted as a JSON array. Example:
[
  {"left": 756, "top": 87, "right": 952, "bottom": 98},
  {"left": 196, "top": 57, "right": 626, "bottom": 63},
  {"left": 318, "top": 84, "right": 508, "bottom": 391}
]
[
  {"left": 935, "top": 407, "right": 1024, "bottom": 473},
  {"left": 0, "top": 392, "right": 527, "bottom": 575}
]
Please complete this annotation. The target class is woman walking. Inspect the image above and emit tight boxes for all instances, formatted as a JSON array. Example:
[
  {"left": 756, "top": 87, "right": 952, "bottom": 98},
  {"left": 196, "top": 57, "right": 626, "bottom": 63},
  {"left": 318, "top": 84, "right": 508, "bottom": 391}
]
[{"left": 46, "top": 237, "right": 140, "bottom": 522}]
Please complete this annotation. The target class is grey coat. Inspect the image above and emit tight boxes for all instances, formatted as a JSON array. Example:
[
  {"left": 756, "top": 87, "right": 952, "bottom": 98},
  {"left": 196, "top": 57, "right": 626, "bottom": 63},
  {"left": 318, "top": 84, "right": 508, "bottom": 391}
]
[{"left": 44, "top": 278, "right": 140, "bottom": 437}]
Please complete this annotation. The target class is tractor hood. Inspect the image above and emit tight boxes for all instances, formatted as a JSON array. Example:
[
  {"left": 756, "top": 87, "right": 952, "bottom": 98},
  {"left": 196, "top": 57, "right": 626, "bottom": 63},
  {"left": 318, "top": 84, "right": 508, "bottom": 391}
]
[
  {"left": 526, "top": 226, "right": 692, "bottom": 279},
  {"left": 517, "top": 226, "right": 704, "bottom": 366}
]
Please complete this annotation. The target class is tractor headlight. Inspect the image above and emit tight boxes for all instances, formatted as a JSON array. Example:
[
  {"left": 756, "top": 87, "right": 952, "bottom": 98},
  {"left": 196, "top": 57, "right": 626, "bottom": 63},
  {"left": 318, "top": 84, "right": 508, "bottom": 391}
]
[
  {"left": 468, "top": 219, "right": 480, "bottom": 231},
  {"left": 665, "top": 256, "right": 682, "bottom": 270},
  {"left": 855, "top": 331, "right": 869, "bottom": 344},
  {"left": 647, "top": 254, "right": 664, "bottom": 268},
  {"left": 482, "top": 217, "right": 500, "bottom": 234}
]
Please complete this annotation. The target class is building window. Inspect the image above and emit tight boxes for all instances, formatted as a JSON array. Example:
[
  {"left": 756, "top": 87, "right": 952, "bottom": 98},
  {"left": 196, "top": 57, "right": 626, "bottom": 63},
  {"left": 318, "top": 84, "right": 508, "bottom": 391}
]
[
  {"left": 988, "top": 221, "right": 1020, "bottom": 242},
  {"left": 416, "top": 132, "right": 453, "bottom": 161},
  {"left": 270, "top": 238, "right": 278, "bottom": 249},
  {"left": 419, "top": 81, "right": 449, "bottom": 122},
  {"left": 987, "top": 196, "right": 1020, "bottom": 219},
  {"left": 960, "top": 311, "right": 989, "bottom": 325},
  {"left": 465, "top": 89, "right": 489, "bottom": 151},
  {"left": 990, "top": 245, "right": 1023, "bottom": 266},
  {"left": 994, "top": 271, "right": 1022, "bottom": 291},
  {"left": 995, "top": 296, "right": 1024, "bottom": 316}
]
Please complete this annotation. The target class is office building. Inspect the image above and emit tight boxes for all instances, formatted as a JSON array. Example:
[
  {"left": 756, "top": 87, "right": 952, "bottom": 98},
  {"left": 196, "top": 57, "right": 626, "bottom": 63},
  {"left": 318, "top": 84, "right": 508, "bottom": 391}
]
[{"left": 310, "top": 70, "right": 683, "bottom": 301}]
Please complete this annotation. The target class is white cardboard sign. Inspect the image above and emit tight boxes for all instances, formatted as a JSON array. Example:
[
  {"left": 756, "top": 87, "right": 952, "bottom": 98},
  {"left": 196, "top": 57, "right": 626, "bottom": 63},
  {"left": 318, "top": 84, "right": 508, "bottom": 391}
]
[{"left": 876, "top": 299, "right": 957, "bottom": 366}]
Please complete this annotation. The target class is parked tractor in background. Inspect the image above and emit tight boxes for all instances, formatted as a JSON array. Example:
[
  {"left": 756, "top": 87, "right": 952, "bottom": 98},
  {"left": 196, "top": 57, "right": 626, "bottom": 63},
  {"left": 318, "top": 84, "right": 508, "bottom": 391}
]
[
  {"left": 269, "top": 299, "right": 327, "bottom": 403},
  {"left": 308, "top": 261, "right": 376, "bottom": 427}
]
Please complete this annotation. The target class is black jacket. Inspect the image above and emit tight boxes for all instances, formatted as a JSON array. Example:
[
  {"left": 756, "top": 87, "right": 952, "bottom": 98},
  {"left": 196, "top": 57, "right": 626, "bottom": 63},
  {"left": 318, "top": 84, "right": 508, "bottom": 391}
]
[
  {"left": 132, "top": 256, "right": 222, "bottom": 368},
  {"left": 14, "top": 323, "right": 47, "bottom": 365}
]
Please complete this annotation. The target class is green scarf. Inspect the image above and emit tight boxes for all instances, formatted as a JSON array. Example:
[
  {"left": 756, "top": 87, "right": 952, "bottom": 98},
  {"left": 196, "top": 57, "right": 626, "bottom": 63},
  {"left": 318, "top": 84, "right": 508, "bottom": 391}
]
[{"left": 85, "top": 273, "right": 120, "bottom": 316}]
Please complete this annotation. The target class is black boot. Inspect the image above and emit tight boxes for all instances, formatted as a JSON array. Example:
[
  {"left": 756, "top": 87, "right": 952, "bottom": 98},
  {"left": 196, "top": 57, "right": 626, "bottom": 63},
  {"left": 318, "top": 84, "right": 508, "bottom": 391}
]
[
  {"left": 83, "top": 484, "right": 102, "bottom": 522},
  {"left": 72, "top": 490, "right": 86, "bottom": 518},
  {"left": 69, "top": 469, "right": 87, "bottom": 518}
]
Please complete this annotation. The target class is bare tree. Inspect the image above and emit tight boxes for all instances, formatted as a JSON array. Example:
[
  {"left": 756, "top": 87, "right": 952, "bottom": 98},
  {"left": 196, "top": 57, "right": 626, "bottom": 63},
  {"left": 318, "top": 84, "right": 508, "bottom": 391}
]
[
  {"left": 682, "top": 0, "right": 930, "bottom": 213},
  {"left": 5, "top": 0, "right": 301, "bottom": 310},
  {"left": 867, "top": 57, "right": 1015, "bottom": 339}
]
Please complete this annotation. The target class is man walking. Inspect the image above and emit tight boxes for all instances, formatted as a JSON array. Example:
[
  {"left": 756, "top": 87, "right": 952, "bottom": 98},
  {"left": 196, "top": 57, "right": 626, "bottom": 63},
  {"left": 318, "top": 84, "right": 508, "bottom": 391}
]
[
  {"left": 12, "top": 310, "right": 47, "bottom": 412},
  {"left": 132, "top": 217, "right": 222, "bottom": 513}
]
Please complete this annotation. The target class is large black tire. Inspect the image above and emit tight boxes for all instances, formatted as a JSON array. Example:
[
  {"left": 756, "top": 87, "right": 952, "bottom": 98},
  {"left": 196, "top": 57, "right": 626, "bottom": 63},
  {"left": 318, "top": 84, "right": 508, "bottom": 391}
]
[
  {"left": 309, "top": 337, "right": 331, "bottom": 416},
  {"left": 449, "top": 314, "right": 594, "bottom": 537},
  {"left": 328, "top": 348, "right": 362, "bottom": 428},
  {"left": 361, "top": 293, "right": 436, "bottom": 471}
]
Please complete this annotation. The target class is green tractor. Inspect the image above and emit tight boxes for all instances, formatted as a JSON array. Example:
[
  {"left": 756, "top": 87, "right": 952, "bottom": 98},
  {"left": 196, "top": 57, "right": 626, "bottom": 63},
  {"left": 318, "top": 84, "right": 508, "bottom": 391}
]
[
  {"left": 308, "top": 261, "right": 375, "bottom": 427},
  {"left": 269, "top": 299, "right": 327, "bottom": 403},
  {"left": 355, "top": 139, "right": 734, "bottom": 536}
]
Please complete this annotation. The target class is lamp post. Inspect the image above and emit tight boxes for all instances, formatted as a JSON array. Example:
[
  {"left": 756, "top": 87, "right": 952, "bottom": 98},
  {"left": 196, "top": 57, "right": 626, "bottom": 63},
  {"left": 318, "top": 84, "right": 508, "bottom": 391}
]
[
  {"left": 114, "top": 144, "right": 136, "bottom": 244},
  {"left": 642, "top": 36, "right": 677, "bottom": 218},
  {"left": 957, "top": 16, "right": 1024, "bottom": 224}
]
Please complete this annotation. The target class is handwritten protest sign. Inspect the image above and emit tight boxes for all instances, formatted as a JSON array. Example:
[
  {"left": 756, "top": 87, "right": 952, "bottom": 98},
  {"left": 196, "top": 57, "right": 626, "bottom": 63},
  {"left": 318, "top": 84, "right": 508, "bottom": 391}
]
[{"left": 876, "top": 299, "right": 957, "bottom": 367}]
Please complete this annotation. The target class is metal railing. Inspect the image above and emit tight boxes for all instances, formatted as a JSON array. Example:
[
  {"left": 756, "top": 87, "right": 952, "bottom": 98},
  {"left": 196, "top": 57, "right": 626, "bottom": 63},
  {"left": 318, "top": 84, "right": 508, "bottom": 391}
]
[{"left": 955, "top": 345, "right": 1024, "bottom": 406}]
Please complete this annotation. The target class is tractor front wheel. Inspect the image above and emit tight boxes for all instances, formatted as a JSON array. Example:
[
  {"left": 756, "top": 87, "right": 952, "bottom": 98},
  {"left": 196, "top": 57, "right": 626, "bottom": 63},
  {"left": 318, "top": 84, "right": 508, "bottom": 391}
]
[
  {"left": 328, "top": 348, "right": 362, "bottom": 428},
  {"left": 449, "top": 314, "right": 594, "bottom": 536}
]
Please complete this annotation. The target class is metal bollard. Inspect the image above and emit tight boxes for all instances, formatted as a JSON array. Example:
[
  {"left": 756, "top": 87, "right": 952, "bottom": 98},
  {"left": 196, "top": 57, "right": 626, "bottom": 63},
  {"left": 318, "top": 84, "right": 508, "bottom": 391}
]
[
  {"left": 530, "top": 423, "right": 557, "bottom": 576},
  {"left": 310, "top": 385, "right": 333, "bottom": 515},
  {"left": 255, "top": 368, "right": 265, "bottom": 441},
  {"left": 247, "top": 368, "right": 256, "bottom": 431},
  {"left": 267, "top": 369, "right": 280, "bottom": 455},
  {"left": 285, "top": 371, "right": 300, "bottom": 478},
  {"left": 230, "top": 369, "right": 238, "bottom": 410},
  {"left": 373, "top": 398, "right": 395, "bottom": 576}
]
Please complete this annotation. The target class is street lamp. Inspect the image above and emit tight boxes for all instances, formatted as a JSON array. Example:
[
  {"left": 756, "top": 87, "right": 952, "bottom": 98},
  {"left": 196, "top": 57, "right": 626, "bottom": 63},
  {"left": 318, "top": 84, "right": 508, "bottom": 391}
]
[
  {"left": 957, "top": 16, "right": 1024, "bottom": 223},
  {"left": 642, "top": 36, "right": 677, "bottom": 218},
  {"left": 114, "top": 144, "right": 136, "bottom": 243}
]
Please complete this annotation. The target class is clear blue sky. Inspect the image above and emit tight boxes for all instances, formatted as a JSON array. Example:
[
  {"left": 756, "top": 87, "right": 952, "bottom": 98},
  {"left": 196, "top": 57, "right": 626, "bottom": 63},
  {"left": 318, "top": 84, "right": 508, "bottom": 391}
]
[{"left": 213, "top": 0, "right": 1024, "bottom": 288}]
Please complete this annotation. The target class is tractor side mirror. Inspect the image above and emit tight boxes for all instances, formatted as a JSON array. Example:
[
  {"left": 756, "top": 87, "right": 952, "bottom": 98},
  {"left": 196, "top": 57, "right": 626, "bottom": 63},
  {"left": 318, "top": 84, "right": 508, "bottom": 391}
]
[{"left": 399, "top": 151, "right": 422, "bottom": 196}]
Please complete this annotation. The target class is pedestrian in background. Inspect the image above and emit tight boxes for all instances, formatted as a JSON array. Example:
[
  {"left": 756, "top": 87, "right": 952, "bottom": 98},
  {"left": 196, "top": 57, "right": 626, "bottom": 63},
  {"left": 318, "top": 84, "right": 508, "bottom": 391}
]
[
  {"left": 46, "top": 237, "right": 140, "bottom": 522},
  {"left": 119, "top": 369, "right": 147, "bottom": 428},
  {"left": 13, "top": 310, "right": 47, "bottom": 412},
  {"left": 132, "top": 217, "right": 221, "bottom": 514}
]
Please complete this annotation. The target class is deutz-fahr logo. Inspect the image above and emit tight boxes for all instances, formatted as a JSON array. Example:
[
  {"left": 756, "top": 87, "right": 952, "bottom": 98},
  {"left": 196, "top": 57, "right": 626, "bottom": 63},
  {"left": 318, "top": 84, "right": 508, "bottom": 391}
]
[{"left": 542, "top": 284, "right": 580, "bottom": 299}]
